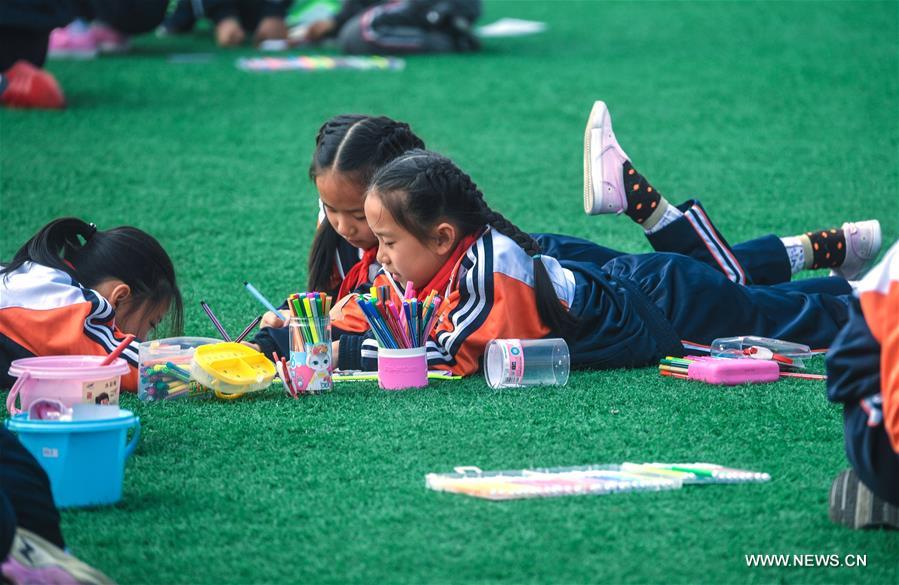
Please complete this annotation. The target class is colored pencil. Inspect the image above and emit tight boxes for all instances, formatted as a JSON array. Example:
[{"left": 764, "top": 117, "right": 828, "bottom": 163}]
[
  {"left": 101, "top": 334, "right": 135, "bottom": 366},
  {"left": 200, "top": 300, "right": 231, "bottom": 341}
]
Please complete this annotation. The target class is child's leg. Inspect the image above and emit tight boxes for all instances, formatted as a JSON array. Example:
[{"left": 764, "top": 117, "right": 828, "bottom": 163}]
[
  {"left": 531, "top": 233, "right": 625, "bottom": 267},
  {"left": 605, "top": 253, "right": 852, "bottom": 350},
  {"left": 837, "top": 399, "right": 899, "bottom": 508},
  {"left": 583, "top": 102, "right": 882, "bottom": 284}
]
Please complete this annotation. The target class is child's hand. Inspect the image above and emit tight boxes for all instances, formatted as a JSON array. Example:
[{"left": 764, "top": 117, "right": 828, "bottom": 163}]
[
  {"left": 216, "top": 17, "right": 246, "bottom": 46},
  {"left": 241, "top": 341, "right": 261, "bottom": 352},
  {"left": 261, "top": 310, "right": 288, "bottom": 329},
  {"left": 332, "top": 340, "right": 340, "bottom": 365}
]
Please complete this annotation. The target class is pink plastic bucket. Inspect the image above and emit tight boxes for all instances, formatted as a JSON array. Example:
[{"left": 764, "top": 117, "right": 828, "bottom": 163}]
[
  {"left": 378, "top": 347, "right": 428, "bottom": 390},
  {"left": 6, "top": 356, "right": 130, "bottom": 415}
]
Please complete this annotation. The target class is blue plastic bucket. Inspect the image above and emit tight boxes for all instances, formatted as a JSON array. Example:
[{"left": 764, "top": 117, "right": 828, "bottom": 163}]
[{"left": 5, "top": 409, "right": 140, "bottom": 508}]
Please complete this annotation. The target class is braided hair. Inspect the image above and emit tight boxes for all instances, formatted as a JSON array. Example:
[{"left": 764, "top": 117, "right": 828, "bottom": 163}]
[
  {"left": 307, "top": 115, "right": 425, "bottom": 293},
  {"left": 2, "top": 217, "right": 183, "bottom": 336},
  {"left": 370, "top": 150, "right": 578, "bottom": 338}
]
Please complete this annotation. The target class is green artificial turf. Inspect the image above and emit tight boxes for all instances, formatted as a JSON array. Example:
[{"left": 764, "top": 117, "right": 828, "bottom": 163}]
[{"left": 2, "top": 1, "right": 898, "bottom": 583}]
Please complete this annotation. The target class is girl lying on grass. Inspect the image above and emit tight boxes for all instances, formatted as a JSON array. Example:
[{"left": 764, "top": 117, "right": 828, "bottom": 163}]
[{"left": 258, "top": 148, "right": 861, "bottom": 375}]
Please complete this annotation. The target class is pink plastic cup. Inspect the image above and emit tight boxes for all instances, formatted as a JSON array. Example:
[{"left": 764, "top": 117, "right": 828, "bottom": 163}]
[
  {"left": 378, "top": 347, "right": 428, "bottom": 390},
  {"left": 6, "top": 356, "right": 130, "bottom": 415}
]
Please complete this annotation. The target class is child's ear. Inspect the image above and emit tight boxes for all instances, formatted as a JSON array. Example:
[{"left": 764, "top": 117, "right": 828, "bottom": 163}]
[
  {"left": 432, "top": 222, "right": 458, "bottom": 255},
  {"left": 106, "top": 283, "right": 132, "bottom": 309}
]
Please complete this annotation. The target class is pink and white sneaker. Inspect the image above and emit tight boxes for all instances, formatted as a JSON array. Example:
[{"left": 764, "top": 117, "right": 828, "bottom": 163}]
[
  {"left": 49, "top": 21, "right": 130, "bottom": 59},
  {"left": 90, "top": 22, "right": 131, "bottom": 54},
  {"left": 832, "top": 219, "right": 882, "bottom": 280},
  {"left": 48, "top": 21, "right": 98, "bottom": 59},
  {"left": 583, "top": 100, "right": 630, "bottom": 215}
]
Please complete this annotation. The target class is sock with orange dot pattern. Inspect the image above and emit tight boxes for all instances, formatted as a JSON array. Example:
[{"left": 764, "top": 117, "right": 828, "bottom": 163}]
[
  {"left": 622, "top": 161, "right": 661, "bottom": 224},
  {"left": 805, "top": 227, "right": 847, "bottom": 270},
  {"left": 622, "top": 161, "right": 682, "bottom": 233}
]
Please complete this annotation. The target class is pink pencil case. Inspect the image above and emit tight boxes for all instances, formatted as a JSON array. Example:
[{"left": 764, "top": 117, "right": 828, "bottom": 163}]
[{"left": 687, "top": 358, "right": 780, "bottom": 385}]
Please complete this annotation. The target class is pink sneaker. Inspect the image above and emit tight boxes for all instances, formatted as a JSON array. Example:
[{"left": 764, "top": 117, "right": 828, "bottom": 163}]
[
  {"left": 48, "top": 21, "right": 98, "bottom": 59},
  {"left": 583, "top": 100, "right": 631, "bottom": 215},
  {"left": 90, "top": 22, "right": 131, "bottom": 54},
  {"left": 831, "top": 219, "right": 882, "bottom": 280}
]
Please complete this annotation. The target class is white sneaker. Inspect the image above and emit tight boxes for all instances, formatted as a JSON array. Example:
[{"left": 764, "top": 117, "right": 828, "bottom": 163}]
[
  {"left": 583, "top": 100, "right": 630, "bottom": 215},
  {"left": 831, "top": 219, "right": 882, "bottom": 280}
]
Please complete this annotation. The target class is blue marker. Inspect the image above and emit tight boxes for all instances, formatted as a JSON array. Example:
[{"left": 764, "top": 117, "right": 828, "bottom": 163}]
[{"left": 243, "top": 281, "right": 281, "bottom": 315}]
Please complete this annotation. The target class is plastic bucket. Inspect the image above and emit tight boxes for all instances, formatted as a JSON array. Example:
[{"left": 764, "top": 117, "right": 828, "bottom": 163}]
[
  {"left": 5, "top": 409, "right": 141, "bottom": 508},
  {"left": 6, "top": 356, "right": 130, "bottom": 415}
]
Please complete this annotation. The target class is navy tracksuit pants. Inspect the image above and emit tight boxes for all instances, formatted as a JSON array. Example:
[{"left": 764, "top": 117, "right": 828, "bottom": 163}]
[{"left": 535, "top": 199, "right": 852, "bottom": 369}]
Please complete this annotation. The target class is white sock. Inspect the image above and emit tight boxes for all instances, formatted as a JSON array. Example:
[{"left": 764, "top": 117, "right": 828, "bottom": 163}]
[
  {"left": 643, "top": 204, "right": 684, "bottom": 235},
  {"left": 780, "top": 236, "right": 806, "bottom": 274}
]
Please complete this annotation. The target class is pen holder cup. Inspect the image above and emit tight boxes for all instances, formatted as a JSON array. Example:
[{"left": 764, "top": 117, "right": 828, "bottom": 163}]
[
  {"left": 288, "top": 317, "right": 333, "bottom": 394},
  {"left": 378, "top": 347, "right": 428, "bottom": 390}
]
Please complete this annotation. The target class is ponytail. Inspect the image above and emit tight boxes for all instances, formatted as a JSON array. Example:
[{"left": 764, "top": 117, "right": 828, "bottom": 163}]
[
  {"left": 1, "top": 217, "right": 96, "bottom": 279},
  {"left": 370, "top": 150, "right": 579, "bottom": 340},
  {"left": 2, "top": 217, "right": 183, "bottom": 336}
]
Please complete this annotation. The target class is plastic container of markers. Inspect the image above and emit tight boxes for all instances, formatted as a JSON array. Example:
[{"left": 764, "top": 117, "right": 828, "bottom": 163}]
[
  {"left": 138, "top": 337, "right": 219, "bottom": 401},
  {"left": 288, "top": 317, "right": 333, "bottom": 394}
]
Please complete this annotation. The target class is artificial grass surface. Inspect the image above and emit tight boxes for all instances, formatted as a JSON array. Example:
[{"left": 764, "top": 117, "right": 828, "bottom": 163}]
[{"left": 2, "top": 0, "right": 898, "bottom": 583}]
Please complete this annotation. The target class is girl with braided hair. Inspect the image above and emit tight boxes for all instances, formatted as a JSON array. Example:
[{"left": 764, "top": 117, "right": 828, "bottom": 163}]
[
  {"left": 327, "top": 149, "right": 857, "bottom": 376},
  {"left": 251, "top": 114, "right": 425, "bottom": 356}
]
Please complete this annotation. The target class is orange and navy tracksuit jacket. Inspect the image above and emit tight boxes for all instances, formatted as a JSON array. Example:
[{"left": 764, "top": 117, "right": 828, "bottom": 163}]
[
  {"left": 256, "top": 229, "right": 854, "bottom": 376},
  {"left": 328, "top": 228, "right": 575, "bottom": 376},
  {"left": 0, "top": 262, "right": 140, "bottom": 391},
  {"left": 827, "top": 240, "right": 899, "bottom": 505}
]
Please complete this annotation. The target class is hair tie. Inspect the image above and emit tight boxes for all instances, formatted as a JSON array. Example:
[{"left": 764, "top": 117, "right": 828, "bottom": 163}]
[
  {"left": 86, "top": 222, "right": 97, "bottom": 240},
  {"left": 532, "top": 254, "right": 541, "bottom": 260}
]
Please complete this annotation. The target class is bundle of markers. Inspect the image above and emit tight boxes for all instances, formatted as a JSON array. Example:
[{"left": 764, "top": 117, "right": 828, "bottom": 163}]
[
  {"left": 425, "top": 462, "right": 771, "bottom": 501},
  {"left": 285, "top": 291, "right": 332, "bottom": 346},
  {"left": 139, "top": 355, "right": 208, "bottom": 400},
  {"left": 659, "top": 355, "right": 826, "bottom": 385},
  {"left": 356, "top": 283, "right": 442, "bottom": 349}
]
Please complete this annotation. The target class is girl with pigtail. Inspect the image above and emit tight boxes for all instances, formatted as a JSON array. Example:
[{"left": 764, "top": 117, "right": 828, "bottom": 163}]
[
  {"left": 0, "top": 217, "right": 183, "bottom": 391},
  {"left": 329, "top": 149, "right": 856, "bottom": 375},
  {"left": 255, "top": 114, "right": 424, "bottom": 336}
]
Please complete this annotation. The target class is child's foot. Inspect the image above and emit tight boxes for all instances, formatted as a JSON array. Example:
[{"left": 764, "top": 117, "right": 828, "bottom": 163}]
[
  {"left": 254, "top": 16, "right": 289, "bottom": 45},
  {"left": 829, "top": 468, "right": 898, "bottom": 530},
  {"left": 0, "top": 61, "right": 66, "bottom": 110},
  {"left": 48, "top": 20, "right": 98, "bottom": 59},
  {"left": 831, "top": 220, "right": 882, "bottom": 280},
  {"left": 216, "top": 17, "right": 247, "bottom": 46},
  {"left": 583, "top": 100, "right": 630, "bottom": 215}
]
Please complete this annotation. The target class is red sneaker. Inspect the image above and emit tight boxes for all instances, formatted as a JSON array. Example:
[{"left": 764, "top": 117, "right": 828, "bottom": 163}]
[{"left": 0, "top": 61, "right": 66, "bottom": 109}]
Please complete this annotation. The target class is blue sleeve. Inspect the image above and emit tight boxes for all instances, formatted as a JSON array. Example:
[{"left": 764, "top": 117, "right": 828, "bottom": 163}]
[
  {"left": 826, "top": 298, "right": 881, "bottom": 404},
  {"left": 252, "top": 326, "right": 290, "bottom": 361}
]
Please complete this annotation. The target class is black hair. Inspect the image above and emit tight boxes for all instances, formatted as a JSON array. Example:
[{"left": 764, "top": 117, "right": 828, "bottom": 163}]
[
  {"left": 1, "top": 217, "right": 184, "bottom": 338},
  {"left": 369, "top": 150, "right": 579, "bottom": 338},
  {"left": 307, "top": 114, "right": 425, "bottom": 293}
]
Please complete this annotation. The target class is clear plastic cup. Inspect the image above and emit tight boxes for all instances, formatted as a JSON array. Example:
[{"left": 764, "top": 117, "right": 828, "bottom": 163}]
[
  {"left": 288, "top": 316, "right": 333, "bottom": 393},
  {"left": 484, "top": 338, "right": 570, "bottom": 389}
]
